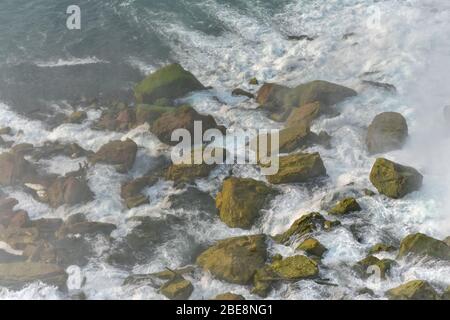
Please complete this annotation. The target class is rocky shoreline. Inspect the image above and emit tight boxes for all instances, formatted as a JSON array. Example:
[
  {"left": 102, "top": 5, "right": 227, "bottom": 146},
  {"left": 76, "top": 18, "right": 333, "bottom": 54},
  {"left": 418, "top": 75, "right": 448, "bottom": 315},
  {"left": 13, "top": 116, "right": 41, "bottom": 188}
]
[{"left": 1, "top": 63, "right": 450, "bottom": 300}]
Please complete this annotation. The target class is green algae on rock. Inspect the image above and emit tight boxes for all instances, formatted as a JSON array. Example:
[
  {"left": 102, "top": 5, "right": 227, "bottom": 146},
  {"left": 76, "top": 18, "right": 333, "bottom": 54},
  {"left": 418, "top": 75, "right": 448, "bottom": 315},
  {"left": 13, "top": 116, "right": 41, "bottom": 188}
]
[
  {"left": 297, "top": 238, "right": 327, "bottom": 258},
  {"left": 368, "top": 243, "right": 396, "bottom": 255},
  {"left": 398, "top": 233, "right": 450, "bottom": 260},
  {"left": 270, "top": 255, "right": 319, "bottom": 280},
  {"left": 196, "top": 235, "right": 267, "bottom": 285},
  {"left": 328, "top": 197, "right": 361, "bottom": 215},
  {"left": 353, "top": 255, "right": 395, "bottom": 280},
  {"left": 134, "top": 63, "right": 205, "bottom": 104},
  {"left": 369, "top": 158, "right": 423, "bottom": 199},
  {"left": 216, "top": 177, "right": 275, "bottom": 229},
  {"left": 386, "top": 280, "right": 440, "bottom": 300},
  {"left": 160, "top": 276, "right": 194, "bottom": 300},
  {"left": 273, "top": 212, "right": 327, "bottom": 244}
]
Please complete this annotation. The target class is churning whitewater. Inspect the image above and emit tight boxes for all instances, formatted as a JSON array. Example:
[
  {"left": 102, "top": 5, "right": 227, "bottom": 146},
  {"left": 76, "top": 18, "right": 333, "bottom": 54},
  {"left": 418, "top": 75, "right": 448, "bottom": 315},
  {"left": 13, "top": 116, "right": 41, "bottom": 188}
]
[{"left": 0, "top": 0, "right": 450, "bottom": 300}]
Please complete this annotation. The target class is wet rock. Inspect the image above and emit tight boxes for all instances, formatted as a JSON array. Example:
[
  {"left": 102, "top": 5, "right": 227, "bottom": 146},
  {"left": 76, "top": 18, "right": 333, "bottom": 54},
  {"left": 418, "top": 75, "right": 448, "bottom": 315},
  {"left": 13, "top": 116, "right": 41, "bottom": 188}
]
[
  {"left": 90, "top": 139, "right": 137, "bottom": 172},
  {"left": 0, "top": 197, "right": 18, "bottom": 212},
  {"left": 196, "top": 235, "right": 267, "bottom": 284},
  {"left": 287, "top": 35, "right": 314, "bottom": 41},
  {"left": 0, "top": 227, "right": 40, "bottom": 250},
  {"left": 270, "top": 255, "right": 319, "bottom": 280},
  {"left": 31, "top": 218, "right": 64, "bottom": 241},
  {"left": 8, "top": 210, "right": 31, "bottom": 229},
  {"left": 134, "top": 63, "right": 205, "bottom": 104},
  {"left": 386, "top": 280, "right": 440, "bottom": 300},
  {"left": 30, "top": 142, "right": 92, "bottom": 160},
  {"left": 160, "top": 276, "right": 194, "bottom": 300},
  {"left": 366, "top": 112, "right": 408, "bottom": 154},
  {"left": 115, "top": 108, "right": 136, "bottom": 131},
  {"left": 252, "top": 265, "right": 276, "bottom": 297},
  {"left": 398, "top": 233, "right": 450, "bottom": 260},
  {"left": 135, "top": 104, "right": 173, "bottom": 125},
  {"left": 56, "top": 215, "right": 116, "bottom": 239},
  {"left": 278, "top": 122, "right": 318, "bottom": 153},
  {"left": 273, "top": 212, "right": 327, "bottom": 244},
  {"left": 286, "top": 102, "right": 328, "bottom": 126},
  {"left": 151, "top": 105, "right": 225, "bottom": 146},
  {"left": 47, "top": 176, "right": 94, "bottom": 208},
  {"left": 361, "top": 80, "right": 397, "bottom": 94},
  {"left": 442, "top": 286, "right": 450, "bottom": 300},
  {"left": 0, "top": 249, "right": 26, "bottom": 263},
  {"left": 328, "top": 198, "right": 361, "bottom": 215},
  {"left": 353, "top": 255, "right": 395, "bottom": 280},
  {"left": 11, "top": 143, "right": 34, "bottom": 156},
  {"left": 65, "top": 111, "right": 87, "bottom": 124},
  {"left": 444, "top": 236, "right": 450, "bottom": 247},
  {"left": 121, "top": 175, "right": 159, "bottom": 209},
  {"left": 123, "top": 267, "right": 195, "bottom": 286},
  {"left": 297, "top": 238, "right": 327, "bottom": 258},
  {"left": 213, "top": 292, "right": 245, "bottom": 300},
  {"left": 168, "top": 187, "right": 217, "bottom": 216},
  {"left": 232, "top": 88, "right": 255, "bottom": 99},
  {"left": 0, "top": 136, "right": 13, "bottom": 148},
  {"left": 165, "top": 158, "right": 216, "bottom": 185},
  {"left": 0, "top": 262, "right": 67, "bottom": 289},
  {"left": 216, "top": 177, "right": 275, "bottom": 229},
  {"left": 0, "top": 152, "right": 38, "bottom": 186},
  {"left": 249, "top": 78, "right": 259, "bottom": 85},
  {"left": 369, "top": 243, "right": 396, "bottom": 255},
  {"left": 266, "top": 152, "right": 326, "bottom": 185},
  {"left": 370, "top": 158, "right": 423, "bottom": 199},
  {"left": 0, "top": 127, "right": 12, "bottom": 135}
]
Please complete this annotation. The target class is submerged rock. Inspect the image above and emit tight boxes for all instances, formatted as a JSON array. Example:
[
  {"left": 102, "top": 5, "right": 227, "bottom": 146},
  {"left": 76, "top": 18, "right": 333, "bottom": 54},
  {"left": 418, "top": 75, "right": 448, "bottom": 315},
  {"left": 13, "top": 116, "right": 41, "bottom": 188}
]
[
  {"left": 369, "top": 158, "right": 423, "bottom": 199},
  {"left": 328, "top": 198, "right": 361, "bottom": 215},
  {"left": 398, "top": 233, "right": 450, "bottom": 260},
  {"left": 160, "top": 276, "right": 194, "bottom": 300},
  {"left": 386, "top": 280, "right": 440, "bottom": 300},
  {"left": 366, "top": 112, "right": 408, "bottom": 154},
  {"left": 273, "top": 212, "right": 327, "bottom": 244},
  {"left": 134, "top": 63, "right": 205, "bottom": 104},
  {"left": 216, "top": 177, "right": 275, "bottom": 229},
  {"left": 297, "top": 238, "right": 327, "bottom": 258},
  {"left": 196, "top": 235, "right": 267, "bottom": 284},
  {"left": 66, "top": 111, "right": 88, "bottom": 124},
  {"left": 90, "top": 139, "right": 137, "bottom": 172},
  {"left": 0, "top": 262, "right": 67, "bottom": 289},
  {"left": 266, "top": 152, "right": 326, "bottom": 185}
]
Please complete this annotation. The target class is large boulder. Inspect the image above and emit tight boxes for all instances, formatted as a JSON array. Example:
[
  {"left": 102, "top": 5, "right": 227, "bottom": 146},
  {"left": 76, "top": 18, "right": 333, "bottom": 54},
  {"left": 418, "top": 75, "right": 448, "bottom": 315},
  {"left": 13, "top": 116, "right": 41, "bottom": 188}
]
[
  {"left": 266, "top": 152, "right": 326, "bottom": 185},
  {"left": 47, "top": 176, "right": 94, "bottom": 208},
  {"left": 165, "top": 162, "right": 215, "bottom": 185},
  {"left": 90, "top": 139, "right": 138, "bottom": 172},
  {"left": 257, "top": 81, "right": 356, "bottom": 122},
  {"left": 398, "top": 233, "right": 450, "bottom": 260},
  {"left": 369, "top": 158, "right": 423, "bottom": 199},
  {"left": 150, "top": 105, "right": 225, "bottom": 146},
  {"left": 196, "top": 235, "right": 267, "bottom": 284},
  {"left": 366, "top": 112, "right": 408, "bottom": 154},
  {"left": 216, "top": 177, "right": 275, "bottom": 229},
  {"left": 273, "top": 212, "right": 327, "bottom": 244},
  {"left": 286, "top": 102, "right": 330, "bottom": 126},
  {"left": 0, "top": 262, "right": 67, "bottom": 289},
  {"left": 0, "top": 152, "right": 37, "bottom": 186},
  {"left": 386, "top": 280, "right": 440, "bottom": 300},
  {"left": 134, "top": 63, "right": 205, "bottom": 104},
  {"left": 135, "top": 104, "right": 173, "bottom": 125},
  {"left": 160, "top": 276, "right": 194, "bottom": 300}
]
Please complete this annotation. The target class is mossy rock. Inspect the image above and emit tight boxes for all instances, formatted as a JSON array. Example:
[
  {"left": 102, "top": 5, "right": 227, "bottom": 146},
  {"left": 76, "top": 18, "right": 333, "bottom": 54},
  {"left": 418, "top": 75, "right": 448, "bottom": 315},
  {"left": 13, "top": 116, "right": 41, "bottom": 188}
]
[
  {"left": 134, "top": 63, "right": 205, "bottom": 104},
  {"left": 160, "top": 276, "right": 194, "bottom": 300},
  {"left": 444, "top": 236, "right": 450, "bottom": 247},
  {"left": 398, "top": 233, "right": 450, "bottom": 260},
  {"left": 329, "top": 197, "right": 361, "bottom": 215},
  {"left": 386, "top": 280, "right": 440, "bottom": 300},
  {"left": 442, "top": 286, "right": 450, "bottom": 300},
  {"left": 213, "top": 292, "right": 245, "bottom": 300},
  {"left": 135, "top": 104, "right": 174, "bottom": 125},
  {"left": 165, "top": 162, "right": 215, "bottom": 185},
  {"left": 369, "top": 158, "right": 423, "bottom": 199},
  {"left": 266, "top": 152, "right": 326, "bottom": 185},
  {"left": 216, "top": 177, "right": 275, "bottom": 229},
  {"left": 366, "top": 112, "right": 408, "bottom": 154},
  {"left": 273, "top": 212, "right": 326, "bottom": 244},
  {"left": 369, "top": 243, "right": 396, "bottom": 255},
  {"left": 196, "top": 235, "right": 267, "bottom": 285},
  {"left": 278, "top": 122, "right": 316, "bottom": 153},
  {"left": 270, "top": 255, "right": 319, "bottom": 280},
  {"left": 249, "top": 78, "right": 259, "bottom": 85},
  {"left": 297, "top": 238, "right": 327, "bottom": 258},
  {"left": 232, "top": 88, "right": 255, "bottom": 99},
  {"left": 252, "top": 265, "right": 276, "bottom": 297},
  {"left": 353, "top": 255, "right": 395, "bottom": 280},
  {"left": 0, "top": 262, "right": 67, "bottom": 289},
  {"left": 66, "top": 111, "right": 88, "bottom": 124}
]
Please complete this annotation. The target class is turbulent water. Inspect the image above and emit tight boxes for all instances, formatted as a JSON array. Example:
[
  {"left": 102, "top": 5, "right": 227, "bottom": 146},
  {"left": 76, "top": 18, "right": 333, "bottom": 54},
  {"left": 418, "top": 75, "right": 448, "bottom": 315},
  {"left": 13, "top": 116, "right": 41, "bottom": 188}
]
[{"left": 1, "top": 0, "right": 450, "bottom": 299}]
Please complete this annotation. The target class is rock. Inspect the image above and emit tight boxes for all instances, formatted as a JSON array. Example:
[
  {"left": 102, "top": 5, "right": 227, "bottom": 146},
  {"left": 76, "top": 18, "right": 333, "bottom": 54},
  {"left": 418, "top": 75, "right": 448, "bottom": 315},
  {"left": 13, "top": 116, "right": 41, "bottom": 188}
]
[
  {"left": 135, "top": 104, "right": 173, "bottom": 125},
  {"left": 125, "top": 195, "right": 150, "bottom": 209},
  {"left": 216, "top": 177, "right": 275, "bottom": 229},
  {"left": 121, "top": 175, "right": 159, "bottom": 209},
  {"left": 442, "top": 286, "right": 450, "bottom": 300},
  {"left": 257, "top": 81, "right": 357, "bottom": 122},
  {"left": 287, "top": 35, "right": 314, "bottom": 41},
  {"left": 90, "top": 139, "right": 138, "bottom": 171},
  {"left": 249, "top": 78, "right": 259, "bottom": 85},
  {"left": 0, "top": 249, "right": 26, "bottom": 263},
  {"left": 0, "top": 197, "right": 18, "bottom": 212},
  {"left": 115, "top": 108, "right": 136, "bottom": 131},
  {"left": 8, "top": 210, "right": 31, "bottom": 229},
  {"left": 151, "top": 105, "right": 225, "bottom": 146},
  {"left": 361, "top": 80, "right": 397, "bottom": 94},
  {"left": 123, "top": 266, "right": 195, "bottom": 285},
  {"left": 444, "top": 236, "right": 450, "bottom": 247},
  {"left": 168, "top": 187, "right": 217, "bottom": 216},
  {"left": 369, "top": 158, "right": 423, "bottom": 199},
  {"left": 297, "top": 238, "right": 327, "bottom": 258},
  {"left": 47, "top": 176, "right": 94, "bottom": 208},
  {"left": 252, "top": 265, "right": 276, "bottom": 297},
  {"left": 0, "top": 262, "right": 67, "bottom": 289},
  {"left": 0, "top": 152, "right": 37, "bottom": 186},
  {"left": 366, "top": 112, "right": 408, "bottom": 154},
  {"left": 56, "top": 216, "right": 116, "bottom": 239},
  {"left": 266, "top": 152, "right": 326, "bottom": 185},
  {"left": 328, "top": 198, "right": 361, "bottom": 215},
  {"left": 232, "top": 88, "right": 255, "bottom": 99},
  {"left": 134, "top": 63, "right": 205, "bottom": 104},
  {"left": 398, "top": 233, "right": 450, "bottom": 260},
  {"left": 29, "top": 142, "right": 92, "bottom": 160},
  {"left": 196, "top": 235, "right": 267, "bottom": 284},
  {"left": 66, "top": 111, "right": 87, "bottom": 124},
  {"left": 0, "top": 136, "right": 13, "bottom": 148},
  {"left": 270, "top": 255, "right": 319, "bottom": 280},
  {"left": 0, "top": 127, "right": 12, "bottom": 135},
  {"left": 286, "top": 102, "right": 323, "bottom": 126},
  {"left": 369, "top": 243, "right": 396, "bottom": 255},
  {"left": 11, "top": 143, "right": 34, "bottom": 156},
  {"left": 31, "top": 218, "right": 64, "bottom": 240},
  {"left": 160, "top": 276, "right": 194, "bottom": 300},
  {"left": 213, "top": 292, "right": 245, "bottom": 300},
  {"left": 278, "top": 122, "right": 317, "bottom": 153},
  {"left": 0, "top": 227, "right": 40, "bottom": 250},
  {"left": 386, "top": 280, "right": 440, "bottom": 300},
  {"left": 273, "top": 212, "right": 327, "bottom": 244},
  {"left": 353, "top": 255, "right": 395, "bottom": 280}
]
